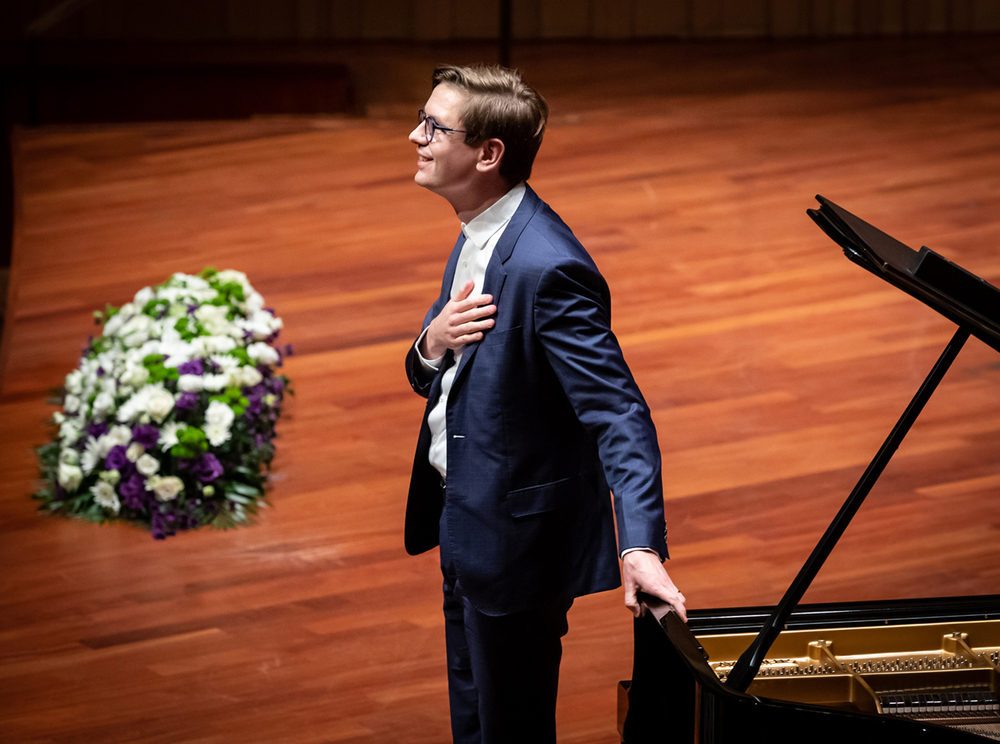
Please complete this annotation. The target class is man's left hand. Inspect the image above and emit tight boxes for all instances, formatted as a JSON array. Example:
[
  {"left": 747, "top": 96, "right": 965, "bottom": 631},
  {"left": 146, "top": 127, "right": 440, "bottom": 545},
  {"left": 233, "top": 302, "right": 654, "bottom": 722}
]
[{"left": 622, "top": 550, "right": 687, "bottom": 622}]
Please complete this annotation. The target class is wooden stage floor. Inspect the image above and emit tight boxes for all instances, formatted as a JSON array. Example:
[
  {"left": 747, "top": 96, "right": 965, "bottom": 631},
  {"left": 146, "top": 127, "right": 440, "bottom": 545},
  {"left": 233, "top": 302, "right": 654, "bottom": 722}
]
[{"left": 1, "top": 38, "right": 999, "bottom": 743}]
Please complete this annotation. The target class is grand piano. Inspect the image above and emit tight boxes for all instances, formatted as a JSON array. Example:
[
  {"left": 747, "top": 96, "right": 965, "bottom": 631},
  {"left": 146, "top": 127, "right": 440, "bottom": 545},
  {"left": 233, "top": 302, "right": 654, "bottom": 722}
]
[{"left": 619, "top": 196, "right": 1000, "bottom": 743}]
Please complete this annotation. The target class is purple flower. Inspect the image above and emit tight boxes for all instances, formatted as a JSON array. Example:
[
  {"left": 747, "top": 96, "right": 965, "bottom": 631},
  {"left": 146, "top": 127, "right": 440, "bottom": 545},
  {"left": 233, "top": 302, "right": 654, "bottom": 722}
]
[
  {"left": 132, "top": 424, "right": 160, "bottom": 448},
  {"left": 177, "top": 359, "right": 204, "bottom": 376},
  {"left": 174, "top": 391, "right": 199, "bottom": 411},
  {"left": 193, "top": 453, "right": 224, "bottom": 482},
  {"left": 106, "top": 445, "right": 128, "bottom": 471},
  {"left": 120, "top": 474, "right": 148, "bottom": 510},
  {"left": 87, "top": 422, "right": 110, "bottom": 439}
]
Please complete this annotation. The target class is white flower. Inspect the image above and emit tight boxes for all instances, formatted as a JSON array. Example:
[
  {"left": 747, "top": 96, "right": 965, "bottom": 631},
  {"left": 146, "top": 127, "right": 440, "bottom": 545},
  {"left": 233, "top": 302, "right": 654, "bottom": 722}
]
[
  {"left": 194, "top": 304, "right": 230, "bottom": 335},
  {"left": 177, "top": 374, "right": 205, "bottom": 392},
  {"left": 238, "top": 366, "right": 263, "bottom": 387},
  {"left": 192, "top": 335, "right": 237, "bottom": 356},
  {"left": 106, "top": 425, "right": 132, "bottom": 447},
  {"left": 92, "top": 391, "right": 116, "bottom": 421},
  {"left": 99, "top": 469, "right": 120, "bottom": 485},
  {"left": 215, "top": 269, "right": 249, "bottom": 288},
  {"left": 64, "top": 369, "right": 84, "bottom": 395},
  {"left": 133, "top": 286, "right": 154, "bottom": 307},
  {"left": 211, "top": 354, "right": 239, "bottom": 373},
  {"left": 59, "top": 447, "right": 79, "bottom": 466},
  {"left": 126, "top": 443, "right": 145, "bottom": 462},
  {"left": 80, "top": 437, "right": 101, "bottom": 474},
  {"left": 145, "top": 475, "right": 184, "bottom": 501},
  {"left": 245, "top": 290, "right": 265, "bottom": 314},
  {"left": 59, "top": 420, "right": 81, "bottom": 445},
  {"left": 146, "top": 385, "right": 175, "bottom": 423},
  {"left": 135, "top": 453, "right": 160, "bottom": 477},
  {"left": 204, "top": 400, "right": 235, "bottom": 446},
  {"left": 239, "top": 310, "right": 282, "bottom": 341},
  {"left": 102, "top": 303, "right": 134, "bottom": 337},
  {"left": 57, "top": 462, "right": 83, "bottom": 492},
  {"left": 92, "top": 481, "right": 120, "bottom": 514},
  {"left": 117, "top": 312, "right": 152, "bottom": 339},
  {"left": 246, "top": 342, "right": 280, "bottom": 366},
  {"left": 204, "top": 423, "right": 231, "bottom": 446},
  {"left": 201, "top": 374, "right": 228, "bottom": 392},
  {"left": 159, "top": 422, "right": 185, "bottom": 450},
  {"left": 120, "top": 362, "right": 149, "bottom": 389}
]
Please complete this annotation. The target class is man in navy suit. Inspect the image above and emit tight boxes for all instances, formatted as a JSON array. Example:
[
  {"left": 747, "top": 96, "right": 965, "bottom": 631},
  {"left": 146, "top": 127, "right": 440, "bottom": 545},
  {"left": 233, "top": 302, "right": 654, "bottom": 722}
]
[{"left": 404, "top": 64, "right": 686, "bottom": 744}]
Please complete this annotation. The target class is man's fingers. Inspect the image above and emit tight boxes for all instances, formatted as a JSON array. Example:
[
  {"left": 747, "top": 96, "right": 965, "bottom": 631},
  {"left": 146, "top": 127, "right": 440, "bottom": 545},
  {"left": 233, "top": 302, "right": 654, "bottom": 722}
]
[{"left": 452, "top": 280, "right": 475, "bottom": 301}]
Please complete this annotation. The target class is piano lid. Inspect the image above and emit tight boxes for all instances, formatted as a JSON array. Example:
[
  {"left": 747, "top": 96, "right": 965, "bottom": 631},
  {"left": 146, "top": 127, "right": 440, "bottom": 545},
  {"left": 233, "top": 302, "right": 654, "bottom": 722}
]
[{"left": 808, "top": 195, "right": 1000, "bottom": 353}]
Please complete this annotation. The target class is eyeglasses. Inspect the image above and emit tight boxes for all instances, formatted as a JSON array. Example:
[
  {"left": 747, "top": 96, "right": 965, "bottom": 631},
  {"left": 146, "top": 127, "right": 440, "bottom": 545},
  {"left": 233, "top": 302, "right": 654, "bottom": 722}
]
[{"left": 417, "top": 110, "right": 466, "bottom": 144}]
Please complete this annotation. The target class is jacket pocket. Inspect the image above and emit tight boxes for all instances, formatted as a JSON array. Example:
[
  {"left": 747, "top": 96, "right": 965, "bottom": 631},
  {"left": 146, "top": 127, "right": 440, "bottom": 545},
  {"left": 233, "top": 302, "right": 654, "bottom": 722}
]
[{"left": 505, "top": 473, "right": 583, "bottom": 518}]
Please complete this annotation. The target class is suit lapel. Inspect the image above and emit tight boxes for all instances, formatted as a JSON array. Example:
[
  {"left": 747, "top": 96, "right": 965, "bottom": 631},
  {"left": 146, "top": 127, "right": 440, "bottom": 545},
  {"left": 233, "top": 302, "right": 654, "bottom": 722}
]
[
  {"left": 439, "top": 232, "right": 467, "bottom": 303},
  {"left": 451, "top": 185, "right": 542, "bottom": 386}
]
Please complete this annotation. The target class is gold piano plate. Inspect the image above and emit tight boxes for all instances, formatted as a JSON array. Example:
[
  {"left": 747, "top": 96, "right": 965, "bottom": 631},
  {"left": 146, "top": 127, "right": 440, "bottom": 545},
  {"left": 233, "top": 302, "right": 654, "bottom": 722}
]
[{"left": 702, "top": 619, "right": 1000, "bottom": 722}]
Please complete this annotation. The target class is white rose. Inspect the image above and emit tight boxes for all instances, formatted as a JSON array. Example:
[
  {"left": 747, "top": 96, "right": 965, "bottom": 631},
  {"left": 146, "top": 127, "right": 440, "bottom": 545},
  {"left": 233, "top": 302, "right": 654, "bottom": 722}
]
[
  {"left": 92, "top": 481, "right": 120, "bottom": 514},
  {"left": 57, "top": 462, "right": 83, "bottom": 492},
  {"left": 205, "top": 399, "right": 235, "bottom": 427},
  {"left": 177, "top": 374, "right": 205, "bottom": 392},
  {"left": 92, "top": 391, "right": 116, "bottom": 420},
  {"left": 133, "top": 286, "right": 154, "bottom": 307},
  {"left": 238, "top": 365, "right": 263, "bottom": 387},
  {"left": 59, "top": 420, "right": 81, "bottom": 445},
  {"left": 99, "top": 469, "right": 121, "bottom": 485},
  {"left": 59, "top": 447, "right": 79, "bottom": 466},
  {"left": 192, "top": 335, "right": 237, "bottom": 356},
  {"left": 146, "top": 386, "right": 175, "bottom": 423},
  {"left": 194, "top": 304, "right": 230, "bottom": 335},
  {"left": 107, "top": 425, "right": 133, "bottom": 447},
  {"left": 118, "top": 312, "right": 152, "bottom": 338},
  {"left": 246, "top": 342, "right": 280, "bottom": 366},
  {"left": 201, "top": 374, "right": 228, "bottom": 392},
  {"left": 245, "top": 290, "right": 265, "bottom": 314},
  {"left": 120, "top": 362, "right": 149, "bottom": 389},
  {"left": 145, "top": 475, "right": 184, "bottom": 502},
  {"left": 63, "top": 394, "right": 81, "bottom": 414},
  {"left": 126, "top": 443, "right": 145, "bottom": 462},
  {"left": 135, "top": 453, "right": 160, "bottom": 477},
  {"left": 64, "top": 369, "right": 84, "bottom": 395}
]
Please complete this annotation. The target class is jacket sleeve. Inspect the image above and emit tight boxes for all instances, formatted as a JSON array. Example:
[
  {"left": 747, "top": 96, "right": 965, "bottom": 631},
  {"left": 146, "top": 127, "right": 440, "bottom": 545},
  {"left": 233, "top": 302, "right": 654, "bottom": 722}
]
[
  {"left": 404, "top": 300, "right": 448, "bottom": 398},
  {"left": 533, "top": 256, "right": 669, "bottom": 559}
]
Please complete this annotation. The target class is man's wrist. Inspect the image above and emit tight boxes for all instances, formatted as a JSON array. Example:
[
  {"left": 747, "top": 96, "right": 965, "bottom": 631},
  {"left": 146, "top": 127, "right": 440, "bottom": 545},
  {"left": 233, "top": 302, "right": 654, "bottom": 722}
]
[
  {"left": 415, "top": 328, "right": 444, "bottom": 370},
  {"left": 621, "top": 546, "right": 663, "bottom": 561}
]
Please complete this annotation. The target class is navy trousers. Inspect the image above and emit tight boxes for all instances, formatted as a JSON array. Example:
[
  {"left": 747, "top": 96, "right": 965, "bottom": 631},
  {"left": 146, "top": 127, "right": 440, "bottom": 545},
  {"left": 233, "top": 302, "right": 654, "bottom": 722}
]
[{"left": 440, "top": 504, "right": 572, "bottom": 744}]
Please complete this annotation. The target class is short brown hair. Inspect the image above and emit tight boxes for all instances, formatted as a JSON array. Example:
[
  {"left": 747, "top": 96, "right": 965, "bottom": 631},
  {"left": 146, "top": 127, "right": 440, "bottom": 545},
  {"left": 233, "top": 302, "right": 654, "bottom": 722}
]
[{"left": 432, "top": 64, "right": 548, "bottom": 186}]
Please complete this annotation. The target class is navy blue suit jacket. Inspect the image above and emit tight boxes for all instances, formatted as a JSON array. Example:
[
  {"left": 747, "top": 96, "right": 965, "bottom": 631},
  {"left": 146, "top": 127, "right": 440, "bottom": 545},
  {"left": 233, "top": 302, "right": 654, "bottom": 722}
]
[{"left": 405, "top": 185, "right": 669, "bottom": 616}]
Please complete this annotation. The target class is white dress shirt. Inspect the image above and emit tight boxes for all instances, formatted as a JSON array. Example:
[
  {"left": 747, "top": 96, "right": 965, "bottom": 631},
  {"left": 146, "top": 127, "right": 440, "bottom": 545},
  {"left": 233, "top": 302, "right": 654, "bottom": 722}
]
[{"left": 416, "top": 182, "right": 526, "bottom": 480}]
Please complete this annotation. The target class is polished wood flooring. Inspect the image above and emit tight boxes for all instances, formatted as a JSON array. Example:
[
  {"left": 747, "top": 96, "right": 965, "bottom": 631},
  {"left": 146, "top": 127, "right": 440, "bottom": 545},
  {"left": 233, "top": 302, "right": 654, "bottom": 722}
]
[{"left": 1, "top": 38, "right": 999, "bottom": 743}]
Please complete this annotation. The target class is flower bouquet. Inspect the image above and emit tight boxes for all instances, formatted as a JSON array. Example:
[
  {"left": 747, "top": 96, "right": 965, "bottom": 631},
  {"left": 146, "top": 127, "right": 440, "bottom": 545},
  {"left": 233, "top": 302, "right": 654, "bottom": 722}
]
[{"left": 33, "top": 268, "right": 290, "bottom": 539}]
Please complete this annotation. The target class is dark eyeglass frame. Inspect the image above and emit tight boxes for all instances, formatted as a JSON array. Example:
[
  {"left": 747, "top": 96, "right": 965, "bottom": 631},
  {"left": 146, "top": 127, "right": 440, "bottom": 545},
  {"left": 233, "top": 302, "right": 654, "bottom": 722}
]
[{"left": 417, "top": 110, "right": 467, "bottom": 144}]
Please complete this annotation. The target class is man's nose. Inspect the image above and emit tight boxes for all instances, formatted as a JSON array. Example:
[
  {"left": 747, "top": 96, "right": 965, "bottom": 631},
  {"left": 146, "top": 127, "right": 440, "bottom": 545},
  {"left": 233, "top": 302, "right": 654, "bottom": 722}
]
[{"left": 408, "top": 124, "right": 427, "bottom": 145}]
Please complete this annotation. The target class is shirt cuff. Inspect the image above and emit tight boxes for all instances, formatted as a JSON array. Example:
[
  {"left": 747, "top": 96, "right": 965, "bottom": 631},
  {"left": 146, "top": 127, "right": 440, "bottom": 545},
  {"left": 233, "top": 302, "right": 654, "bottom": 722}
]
[
  {"left": 621, "top": 546, "right": 663, "bottom": 560},
  {"left": 415, "top": 328, "right": 444, "bottom": 371}
]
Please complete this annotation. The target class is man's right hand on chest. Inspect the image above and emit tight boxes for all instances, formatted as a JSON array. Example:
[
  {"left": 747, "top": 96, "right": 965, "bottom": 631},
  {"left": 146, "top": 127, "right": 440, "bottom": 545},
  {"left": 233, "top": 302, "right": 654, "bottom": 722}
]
[{"left": 421, "top": 280, "right": 496, "bottom": 359}]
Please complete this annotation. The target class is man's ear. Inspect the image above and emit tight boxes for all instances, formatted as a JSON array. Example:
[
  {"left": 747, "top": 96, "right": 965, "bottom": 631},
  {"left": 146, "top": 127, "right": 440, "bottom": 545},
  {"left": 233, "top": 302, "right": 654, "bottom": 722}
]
[{"left": 476, "top": 138, "right": 505, "bottom": 174}]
